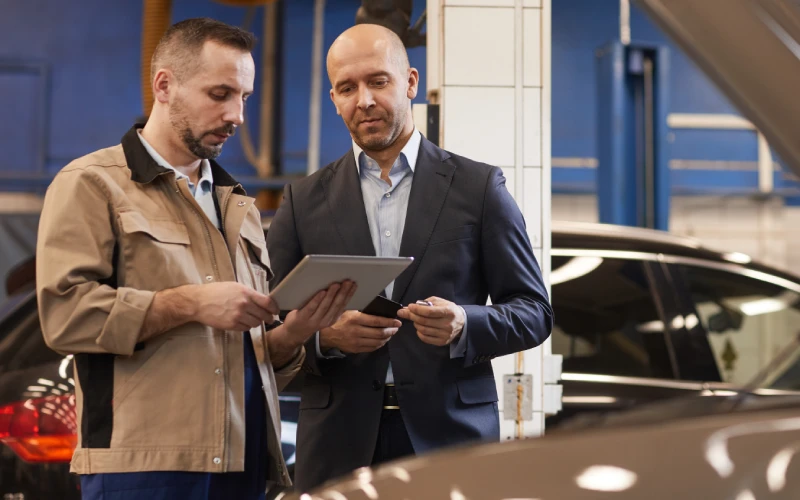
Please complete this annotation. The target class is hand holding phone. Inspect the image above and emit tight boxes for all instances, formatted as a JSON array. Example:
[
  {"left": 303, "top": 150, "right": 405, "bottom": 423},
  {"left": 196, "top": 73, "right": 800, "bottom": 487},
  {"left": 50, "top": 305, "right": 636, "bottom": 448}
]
[
  {"left": 361, "top": 295, "right": 404, "bottom": 319},
  {"left": 319, "top": 295, "right": 403, "bottom": 354}
]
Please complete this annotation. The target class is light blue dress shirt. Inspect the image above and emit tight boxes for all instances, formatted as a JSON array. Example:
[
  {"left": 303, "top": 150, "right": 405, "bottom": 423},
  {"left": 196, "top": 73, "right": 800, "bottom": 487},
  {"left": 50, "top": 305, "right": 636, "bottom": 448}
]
[
  {"left": 137, "top": 131, "right": 218, "bottom": 228},
  {"left": 317, "top": 130, "right": 468, "bottom": 384}
]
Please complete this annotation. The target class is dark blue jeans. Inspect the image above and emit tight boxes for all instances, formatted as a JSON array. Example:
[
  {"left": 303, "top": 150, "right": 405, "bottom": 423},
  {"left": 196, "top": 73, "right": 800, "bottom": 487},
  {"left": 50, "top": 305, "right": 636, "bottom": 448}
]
[{"left": 81, "top": 334, "right": 269, "bottom": 500}]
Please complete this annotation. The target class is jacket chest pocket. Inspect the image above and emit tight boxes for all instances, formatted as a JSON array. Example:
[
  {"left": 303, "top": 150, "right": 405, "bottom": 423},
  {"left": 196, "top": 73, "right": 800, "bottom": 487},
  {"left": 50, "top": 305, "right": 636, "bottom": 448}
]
[
  {"left": 117, "top": 211, "right": 192, "bottom": 286},
  {"left": 240, "top": 228, "right": 274, "bottom": 294}
]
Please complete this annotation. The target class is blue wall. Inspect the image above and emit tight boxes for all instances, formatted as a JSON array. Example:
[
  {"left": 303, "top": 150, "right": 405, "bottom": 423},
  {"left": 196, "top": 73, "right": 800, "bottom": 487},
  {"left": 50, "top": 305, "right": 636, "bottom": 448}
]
[
  {"left": 0, "top": 0, "right": 795, "bottom": 196},
  {"left": 551, "top": 0, "right": 799, "bottom": 196},
  {"left": 0, "top": 0, "right": 426, "bottom": 193}
]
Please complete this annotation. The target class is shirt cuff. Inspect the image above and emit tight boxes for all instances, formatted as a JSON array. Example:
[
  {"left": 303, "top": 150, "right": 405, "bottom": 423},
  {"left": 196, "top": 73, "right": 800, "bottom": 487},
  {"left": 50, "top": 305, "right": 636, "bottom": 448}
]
[
  {"left": 449, "top": 306, "right": 469, "bottom": 358},
  {"left": 316, "top": 331, "right": 346, "bottom": 359}
]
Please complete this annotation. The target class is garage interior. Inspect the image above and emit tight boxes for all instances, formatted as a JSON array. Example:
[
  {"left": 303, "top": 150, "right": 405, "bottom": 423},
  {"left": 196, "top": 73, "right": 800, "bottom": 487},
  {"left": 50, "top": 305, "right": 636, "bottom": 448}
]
[{"left": 2, "top": 0, "right": 800, "bottom": 498}]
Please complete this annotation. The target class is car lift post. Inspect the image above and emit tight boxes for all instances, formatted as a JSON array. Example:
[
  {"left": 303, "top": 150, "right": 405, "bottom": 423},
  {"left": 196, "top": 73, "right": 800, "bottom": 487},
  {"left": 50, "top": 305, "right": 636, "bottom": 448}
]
[{"left": 596, "top": 41, "right": 670, "bottom": 231}]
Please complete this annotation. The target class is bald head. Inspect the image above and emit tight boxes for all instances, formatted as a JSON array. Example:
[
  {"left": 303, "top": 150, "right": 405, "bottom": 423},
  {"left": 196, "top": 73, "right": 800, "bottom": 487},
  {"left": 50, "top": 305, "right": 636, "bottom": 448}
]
[
  {"left": 326, "top": 24, "right": 409, "bottom": 84},
  {"left": 326, "top": 23, "right": 418, "bottom": 155}
]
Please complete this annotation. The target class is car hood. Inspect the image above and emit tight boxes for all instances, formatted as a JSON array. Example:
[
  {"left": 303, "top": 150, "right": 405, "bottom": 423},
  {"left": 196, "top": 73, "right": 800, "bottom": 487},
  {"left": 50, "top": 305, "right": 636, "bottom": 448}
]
[
  {"left": 289, "top": 405, "right": 800, "bottom": 500},
  {"left": 632, "top": 0, "right": 800, "bottom": 177}
]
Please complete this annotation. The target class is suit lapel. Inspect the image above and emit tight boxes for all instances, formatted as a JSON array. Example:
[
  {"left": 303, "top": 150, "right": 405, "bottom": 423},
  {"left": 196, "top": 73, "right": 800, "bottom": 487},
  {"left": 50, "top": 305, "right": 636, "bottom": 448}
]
[
  {"left": 392, "top": 139, "right": 455, "bottom": 302},
  {"left": 323, "top": 151, "right": 376, "bottom": 256}
]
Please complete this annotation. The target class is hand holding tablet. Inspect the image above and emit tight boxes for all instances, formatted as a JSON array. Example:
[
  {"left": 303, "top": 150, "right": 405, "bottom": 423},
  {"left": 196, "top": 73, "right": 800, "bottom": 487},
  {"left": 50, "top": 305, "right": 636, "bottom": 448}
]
[{"left": 268, "top": 255, "right": 413, "bottom": 311}]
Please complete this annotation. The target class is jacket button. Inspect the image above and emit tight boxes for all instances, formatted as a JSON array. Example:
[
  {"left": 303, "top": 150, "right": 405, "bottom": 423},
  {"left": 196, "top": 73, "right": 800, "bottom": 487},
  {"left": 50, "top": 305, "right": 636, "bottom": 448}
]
[
  {"left": 213, "top": 457, "right": 221, "bottom": 465},
  {"left": 372, "top": 380, "right": 383, "bottom": 391},
  {"left": 214, "top": 368, "right": 222, "bottom": 375},
  {"left": 206, "top": 276, "right": 214, "bottom": 282}
]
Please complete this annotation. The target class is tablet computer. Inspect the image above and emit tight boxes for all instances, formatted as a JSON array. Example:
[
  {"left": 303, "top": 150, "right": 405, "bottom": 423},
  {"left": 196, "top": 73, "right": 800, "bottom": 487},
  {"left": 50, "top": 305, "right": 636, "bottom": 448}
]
[{"left": 268, "top": 255, "right": 414, "bottom": 311}]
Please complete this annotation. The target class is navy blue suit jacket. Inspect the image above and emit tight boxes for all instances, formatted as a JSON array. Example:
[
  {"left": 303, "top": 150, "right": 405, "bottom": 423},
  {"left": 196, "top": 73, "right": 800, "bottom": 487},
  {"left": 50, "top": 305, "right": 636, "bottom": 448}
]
[{"left": 266, "top": 137, "right": 553, "bottom": 492}]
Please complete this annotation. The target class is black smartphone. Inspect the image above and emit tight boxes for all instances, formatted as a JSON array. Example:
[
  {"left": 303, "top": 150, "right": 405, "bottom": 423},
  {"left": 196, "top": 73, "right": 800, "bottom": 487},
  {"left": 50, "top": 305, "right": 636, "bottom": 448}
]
[{"left": 360, "top": 295, "right": 403, "bottom": 319}]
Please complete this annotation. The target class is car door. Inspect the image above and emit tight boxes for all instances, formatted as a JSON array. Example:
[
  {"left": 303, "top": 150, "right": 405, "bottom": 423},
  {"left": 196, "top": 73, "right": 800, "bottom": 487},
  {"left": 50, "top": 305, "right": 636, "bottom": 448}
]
[
  {"left": 548, "top": 249, "right": 696, "bottom": 427},
  {"left": 665, "top": 258, "right": 800, "bottom": 388}
]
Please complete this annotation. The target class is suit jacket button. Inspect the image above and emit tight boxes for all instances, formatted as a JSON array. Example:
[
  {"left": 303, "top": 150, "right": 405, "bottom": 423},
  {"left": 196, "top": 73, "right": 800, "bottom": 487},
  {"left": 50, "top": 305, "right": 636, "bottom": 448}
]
[{"left": 372, "top": 380, "right": 383, "bottom": 391}]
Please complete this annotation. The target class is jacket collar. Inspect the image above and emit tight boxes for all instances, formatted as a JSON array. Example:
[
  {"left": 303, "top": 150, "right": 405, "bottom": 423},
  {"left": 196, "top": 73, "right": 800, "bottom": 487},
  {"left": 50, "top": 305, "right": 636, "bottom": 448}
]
[{"left": 121, "top": 122, "right": 243, "bottom": 191}]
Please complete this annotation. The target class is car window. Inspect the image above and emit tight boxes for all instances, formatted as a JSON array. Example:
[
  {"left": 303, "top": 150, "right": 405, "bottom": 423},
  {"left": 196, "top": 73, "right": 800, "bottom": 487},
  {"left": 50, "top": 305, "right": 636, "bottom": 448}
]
[
  {"left": 550, "top": 255, "right": 674, "bottom": 378},
  {"left": 674, "top": 264, "right": 800, "bottom": 387},
  {"left": 0, "top": 295, "right": 62, "bottom": 371}
]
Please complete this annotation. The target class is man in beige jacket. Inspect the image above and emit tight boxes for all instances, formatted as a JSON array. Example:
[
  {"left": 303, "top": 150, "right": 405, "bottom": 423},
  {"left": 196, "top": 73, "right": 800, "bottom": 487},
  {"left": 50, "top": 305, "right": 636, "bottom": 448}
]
[{"left": 35, "top": 17, "right": 353, "bottom": 500}]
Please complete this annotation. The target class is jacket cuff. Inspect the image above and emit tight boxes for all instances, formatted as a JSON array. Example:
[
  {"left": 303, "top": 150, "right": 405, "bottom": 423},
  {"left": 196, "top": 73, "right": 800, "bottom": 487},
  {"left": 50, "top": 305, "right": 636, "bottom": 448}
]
[
  {"left": 275, "top": 344, "right": 306, "bottom": 375},
  {"left": 95, "top": 287, "right": 156, "bottom": 356},
  {"left": 449, "top": 306, "right": 469, "bottom": 358},
  {"left": 459, "top": 304, "right": 493, "bottom": 366}
]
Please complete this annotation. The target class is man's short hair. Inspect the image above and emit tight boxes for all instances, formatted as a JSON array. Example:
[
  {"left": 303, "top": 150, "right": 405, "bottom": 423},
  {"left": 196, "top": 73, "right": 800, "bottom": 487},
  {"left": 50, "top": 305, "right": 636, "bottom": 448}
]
[{"left": 151, "top": 17, "right": 256, "bottom": 83}]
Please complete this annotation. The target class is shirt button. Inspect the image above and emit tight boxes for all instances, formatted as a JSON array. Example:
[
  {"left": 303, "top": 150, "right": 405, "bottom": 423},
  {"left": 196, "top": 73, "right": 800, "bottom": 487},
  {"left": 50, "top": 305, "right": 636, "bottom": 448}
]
[
  {"left": 205, "top": 276, "right": 213, "bottom": 282},
  {"left": 237, "top": 201, "right": 246, "bottom": 207},
  {"left": 214, "top": 368, "right": 222, "bottom": 375},
  {"left": 213, "top": 457, "right": 221, "bottom": 465},
  {"left": 385, "top": 230, "right": 391, "bottom": 237},
  {"left": 385, "top": 192, "right": 391, "bottom": 198}
]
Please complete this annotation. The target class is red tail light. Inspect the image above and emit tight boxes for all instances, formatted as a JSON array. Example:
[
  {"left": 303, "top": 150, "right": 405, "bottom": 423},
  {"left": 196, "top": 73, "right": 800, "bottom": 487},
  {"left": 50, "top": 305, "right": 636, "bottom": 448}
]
[{"left": 0, "top": 394, "right": 77, "bottom": 463}]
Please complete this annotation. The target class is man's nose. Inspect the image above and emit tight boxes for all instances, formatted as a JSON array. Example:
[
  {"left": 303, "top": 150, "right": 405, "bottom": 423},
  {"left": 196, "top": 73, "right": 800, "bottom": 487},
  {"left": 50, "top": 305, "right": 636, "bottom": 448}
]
[
  {"left": 357, "top": 86, "right": 375, "bottom": 110},
  {"left": 223, "top": 99, "right": 245, "bottom": 126}
]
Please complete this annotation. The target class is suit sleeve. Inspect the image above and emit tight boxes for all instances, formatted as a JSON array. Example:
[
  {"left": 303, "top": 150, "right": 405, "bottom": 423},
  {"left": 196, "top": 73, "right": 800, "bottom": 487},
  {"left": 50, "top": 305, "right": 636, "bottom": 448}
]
[
  {"left": 266, "top": 183, "right": 324, "bottom": 376},
  {"left": 459, "top": 167, "right": 554, "bottom": 367},
  {"left": 36, "top": 169, "right": 156, "bottom": 357}
]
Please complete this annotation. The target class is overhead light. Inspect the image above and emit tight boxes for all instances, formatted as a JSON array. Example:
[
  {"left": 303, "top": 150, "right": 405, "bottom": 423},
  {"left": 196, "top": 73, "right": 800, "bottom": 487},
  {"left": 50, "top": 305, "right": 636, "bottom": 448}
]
[
  {"left": 637, "top": 314, "right": 697, "bottom": 333},
  {"left": 723, "top": 252, "right": 752, "bottom": 264},
  {"left": 59, "top": 355, "right": 73, "bottom": 379},
  {"left": 388, "top": 466, "right": 411, "bottom": 482},
  {"left": 767, "top": 446, "right": 798, "bottom": 492},
  {"left": 738, "top": 290, "right": 798, "bottom": 316},
  {"left": 575, "top": 465, "right": 637, "bottom": 492},
  {"left": 450, "top": 488, "right": 468, "bottom": 500},
  {"left": 562, "top": 396, "right": 618, "bottom": 404},
  {"left": 551, "top": 256, "right": 603, "bottom": 285},
  {"left": 637, "top": 320, "right": 664, "bottom": 333}
]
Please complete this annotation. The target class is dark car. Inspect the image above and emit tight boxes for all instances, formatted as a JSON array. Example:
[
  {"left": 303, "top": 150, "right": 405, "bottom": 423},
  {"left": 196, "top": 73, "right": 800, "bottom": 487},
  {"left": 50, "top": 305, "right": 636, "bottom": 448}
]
[
  {"left": 546, "top": 221, "right": 800, "bottom": 428},
  {"left": 4, "top": 221, "right": 800, "bottom": 498}
]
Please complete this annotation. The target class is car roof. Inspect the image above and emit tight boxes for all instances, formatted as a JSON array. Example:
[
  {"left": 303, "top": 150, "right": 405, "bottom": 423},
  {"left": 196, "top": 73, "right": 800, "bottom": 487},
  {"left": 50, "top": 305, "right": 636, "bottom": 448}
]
[{"left": 552, "top": 220, "right": 800, "bottom": 285}]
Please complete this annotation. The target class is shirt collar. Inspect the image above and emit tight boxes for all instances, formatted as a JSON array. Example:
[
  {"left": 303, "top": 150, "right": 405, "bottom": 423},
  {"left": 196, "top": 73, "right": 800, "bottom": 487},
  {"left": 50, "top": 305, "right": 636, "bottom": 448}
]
[
  {"left": 352, "top": 128, "right": 422, "bottom": 175},
  {"left": 137, "top": 130, "right": 213, "bottom": 189}
]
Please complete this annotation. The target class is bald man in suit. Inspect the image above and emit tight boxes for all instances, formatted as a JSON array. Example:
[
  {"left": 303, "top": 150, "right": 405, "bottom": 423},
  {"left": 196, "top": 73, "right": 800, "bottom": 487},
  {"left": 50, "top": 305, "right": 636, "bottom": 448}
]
[{"left": 267, "top": 23, "right": 554, "bottom": 493}]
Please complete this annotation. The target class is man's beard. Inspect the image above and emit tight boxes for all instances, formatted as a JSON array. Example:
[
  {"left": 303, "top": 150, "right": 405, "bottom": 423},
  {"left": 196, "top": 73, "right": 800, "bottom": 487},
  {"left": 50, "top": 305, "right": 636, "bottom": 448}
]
[
  {"left": 352, "top": 108, "right": 405, "bottom": 152},
  {"left": 169, "top": 100, "right": 234, "bottom": 160}
]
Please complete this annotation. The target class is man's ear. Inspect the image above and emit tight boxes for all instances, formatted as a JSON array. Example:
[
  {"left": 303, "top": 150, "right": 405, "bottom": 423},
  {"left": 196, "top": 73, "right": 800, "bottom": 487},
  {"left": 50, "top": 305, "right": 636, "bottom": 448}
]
[
  {"left": 153, "top": 69, "right": 173, "bottom": 104},
  {"left": 330, "top": 89, "right": 341, "bottom": 116},
  {"left": 407, "top": 68, "right": 419, "bottom": 100}
]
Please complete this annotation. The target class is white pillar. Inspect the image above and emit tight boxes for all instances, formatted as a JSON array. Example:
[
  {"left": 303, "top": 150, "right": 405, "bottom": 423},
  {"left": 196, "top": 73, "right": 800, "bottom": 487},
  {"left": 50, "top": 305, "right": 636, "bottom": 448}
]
[{"left": 426, "top": 0, "right": 559, "bottom": 439}]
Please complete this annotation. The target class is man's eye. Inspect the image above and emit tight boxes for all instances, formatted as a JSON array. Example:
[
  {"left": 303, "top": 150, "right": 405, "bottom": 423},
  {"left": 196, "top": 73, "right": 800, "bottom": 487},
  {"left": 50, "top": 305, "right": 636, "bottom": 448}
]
[
  {"left": 211, "top": 93, "right": 227, "bottom": 101},
  {"left": 373, "top": 80, "right": 388, "bottom": 87}
]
